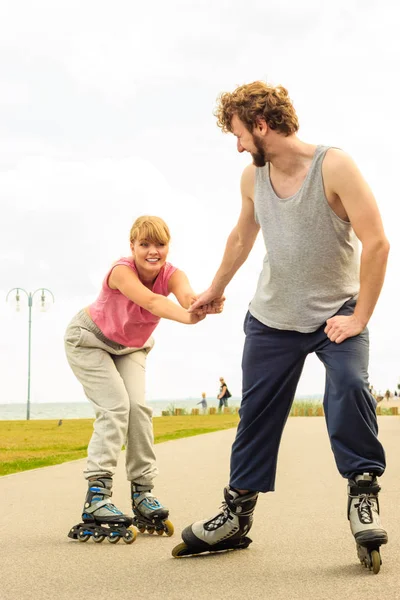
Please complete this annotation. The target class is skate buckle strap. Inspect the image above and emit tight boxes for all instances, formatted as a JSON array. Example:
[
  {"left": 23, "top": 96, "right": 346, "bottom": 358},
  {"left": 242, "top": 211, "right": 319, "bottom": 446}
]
[
  {"left": 348, "top": 482, "right": 380, "bottom": 497},
  {"left": 231, "top": 505, "right": 255, "bottom": 517},
  {"left": 226, "top": 489, "right": 258, "bottom": 516},
  {"left": 133, "top": 492, "right": 162, "bottom": 510},
  {"left": 221, "top": 499, "right": 255, "bottom": 518},
  {"left": 85, "top": 499, "right": 117, "bottom": 514},
  {"left": 131, "top": 482, "right": 153, "bottom": 493},
  {"left": 89, "top": 486, "right": 112, "bottom": 496}
]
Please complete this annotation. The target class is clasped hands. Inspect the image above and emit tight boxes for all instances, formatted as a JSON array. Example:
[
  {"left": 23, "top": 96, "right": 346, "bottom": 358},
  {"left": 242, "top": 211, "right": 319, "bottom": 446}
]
[{"left": 187, "top": 288, "right": 225, "bottom": 323}]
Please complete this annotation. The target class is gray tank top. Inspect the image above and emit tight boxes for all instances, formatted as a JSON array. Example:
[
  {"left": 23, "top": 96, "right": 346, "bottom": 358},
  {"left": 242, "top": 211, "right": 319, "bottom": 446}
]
[{"left": 249, "top": 145, "right": 360, "bottom": 333}]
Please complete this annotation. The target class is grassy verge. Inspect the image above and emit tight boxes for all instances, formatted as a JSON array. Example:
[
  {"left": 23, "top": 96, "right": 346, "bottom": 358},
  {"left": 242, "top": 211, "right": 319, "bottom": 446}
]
[
  {"left": 290, "top": 401, "right": 323, "bottom": 416},
  {"left": 2, "top": 400, "right": 393, "bottom": 477},
  {"left": 0, "top": 414, "right": 240, "bottom": 477}
]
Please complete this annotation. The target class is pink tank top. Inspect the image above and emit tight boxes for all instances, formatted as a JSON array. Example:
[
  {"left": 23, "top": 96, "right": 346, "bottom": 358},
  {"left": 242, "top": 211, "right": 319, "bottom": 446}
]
[{"left": 89, "top": 258, "right": 177, "bottom": 347}]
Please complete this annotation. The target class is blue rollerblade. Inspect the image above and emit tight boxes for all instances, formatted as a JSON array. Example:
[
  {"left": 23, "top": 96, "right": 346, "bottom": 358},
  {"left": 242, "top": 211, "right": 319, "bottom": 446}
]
[
  {"left": 68, "top": 477, "right": 136, "bottom": 544},
  {"left": 131, "top": 482, "right": 174, "bottom": 537}
]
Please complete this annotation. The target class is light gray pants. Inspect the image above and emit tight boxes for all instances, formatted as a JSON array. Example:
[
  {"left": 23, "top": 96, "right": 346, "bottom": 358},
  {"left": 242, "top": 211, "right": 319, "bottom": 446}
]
[{"left": 64, "top": 309, "right": 158, "bottom": 485}]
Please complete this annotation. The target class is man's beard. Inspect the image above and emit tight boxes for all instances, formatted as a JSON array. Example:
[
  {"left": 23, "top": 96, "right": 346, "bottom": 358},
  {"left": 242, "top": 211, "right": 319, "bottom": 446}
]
[{"left": 251, "top": 135, "right": 267, "bottom": 167}]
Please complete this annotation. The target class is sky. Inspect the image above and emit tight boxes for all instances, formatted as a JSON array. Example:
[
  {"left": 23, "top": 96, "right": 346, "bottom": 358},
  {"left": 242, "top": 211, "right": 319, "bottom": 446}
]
[{"left": 0, "top": 0, "right": 399, "bottom": 406}]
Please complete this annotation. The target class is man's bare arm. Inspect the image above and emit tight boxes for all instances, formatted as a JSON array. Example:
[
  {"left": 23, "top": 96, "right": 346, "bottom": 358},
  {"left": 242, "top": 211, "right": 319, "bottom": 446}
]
[
  {"left": 323, "top": 150, "right": 390, "bottom": 343},
  {"left": 189, "top": 165, "right": 260, "bottom": 311},
  {"left": 168, "top": 269, "right": 225, "bottom": 315}
]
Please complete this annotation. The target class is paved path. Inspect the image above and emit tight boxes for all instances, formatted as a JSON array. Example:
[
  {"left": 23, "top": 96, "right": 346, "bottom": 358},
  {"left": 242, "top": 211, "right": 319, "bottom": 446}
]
[{"left": 1, "top": 417, "right": 399, "bottom": 600}]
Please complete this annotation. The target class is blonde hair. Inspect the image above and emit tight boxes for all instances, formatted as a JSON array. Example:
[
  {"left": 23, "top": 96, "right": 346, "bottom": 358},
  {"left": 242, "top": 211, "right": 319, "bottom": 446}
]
[
  {"left": 129, "top": 216, "right": 171, "bottom": 245},
  {"left": 215, "top": 81, "right": 299, "bottom": 137}
]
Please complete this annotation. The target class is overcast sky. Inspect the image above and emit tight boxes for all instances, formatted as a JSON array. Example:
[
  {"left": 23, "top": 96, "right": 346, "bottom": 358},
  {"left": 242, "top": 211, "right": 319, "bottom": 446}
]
[{"left": 1, "top": 0, "right": 399, "bottom": 406}]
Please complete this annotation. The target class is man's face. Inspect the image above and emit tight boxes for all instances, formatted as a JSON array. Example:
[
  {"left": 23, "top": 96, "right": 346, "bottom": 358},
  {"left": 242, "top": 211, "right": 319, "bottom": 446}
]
[{"left": 231, "top": 114, "right": 267, "bottom": 167}]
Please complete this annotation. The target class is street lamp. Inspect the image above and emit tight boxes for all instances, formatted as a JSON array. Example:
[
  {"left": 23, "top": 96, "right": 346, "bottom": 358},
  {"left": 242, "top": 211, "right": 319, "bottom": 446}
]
[{"left": 6, "top": 287, "right": 55, "bottom": 420}]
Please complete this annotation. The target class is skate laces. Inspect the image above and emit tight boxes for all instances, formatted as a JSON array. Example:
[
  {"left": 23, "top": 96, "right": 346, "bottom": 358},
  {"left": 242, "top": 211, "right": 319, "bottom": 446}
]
[
  {"left": 355, "top": 494, "right": 376, "bottom": 524},
  {"left": 219, "top": 501, "right": 230, "bottom": 520},
  {"left": 206, "top": 489, "right": 256, "bottom": 529},
  {"left": 205, "top": 502, "right": 230, "bottom": 531}
]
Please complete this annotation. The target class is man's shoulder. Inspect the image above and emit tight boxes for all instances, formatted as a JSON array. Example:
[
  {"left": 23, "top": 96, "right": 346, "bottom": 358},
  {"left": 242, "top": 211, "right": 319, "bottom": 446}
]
[
  {"left": 241, "top": 164, "right": 256, "bottom": 199},
  {"left": 242, "top": 163, "right": 256, "bottom": 179},
  {"left": 323, "top": 147, "right": 354, "bottom": 169},
  {"left": 321, "top": 148, "right": 365, "bottom": 202}
]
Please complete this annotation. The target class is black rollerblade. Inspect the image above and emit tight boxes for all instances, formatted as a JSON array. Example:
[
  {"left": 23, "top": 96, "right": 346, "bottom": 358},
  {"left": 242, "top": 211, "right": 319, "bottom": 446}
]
[
  {"left": 172, "top": 486, "right": 258, "bottom": 557},
  {"left": 348, "top": 473, "right": 388, "bottom": 574},
  {"left": 68, "top": 477, "right": 136, "bottom": 544},
  {"left": 131, "top": 482, "right": 174, "bottom": 537}
]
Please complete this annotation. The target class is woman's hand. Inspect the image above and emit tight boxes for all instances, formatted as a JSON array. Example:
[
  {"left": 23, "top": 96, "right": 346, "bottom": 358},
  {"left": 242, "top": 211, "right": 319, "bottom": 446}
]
[
  {"left": 188, "top": 287, "right": 225, "bottom": 312},
  {"left": 187, "top": 310, "right": 207, "bottom": 324},
  {"left": 189, "top": 294, "right": 226, "bottom": 316}
]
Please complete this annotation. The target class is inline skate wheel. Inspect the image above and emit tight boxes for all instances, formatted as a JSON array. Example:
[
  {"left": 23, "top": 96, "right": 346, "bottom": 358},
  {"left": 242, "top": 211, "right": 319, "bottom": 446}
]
[
  {"left": 93, "top": 533, "right": 105, "bottom": 543},
  {"left": 164, "top": 520, "right": 174, "bottom": 537},
  {"left": 78, "top": 530, "right": 90, "bottom": 543},
  {"left": 171, "top": 542, "right": 190, "bottom": 558},
  {"left": 123, "top": 528, "right": 137, "bottom": 544},
  {"left": 107, "top": 533, "right": 121, "bottom": 544},
  {"left": 371, "top": 550, "right": 381, "bottom": 574},
  {"left": 138, "top": 526, "right": 146, "bottom": 534},
  {"left": 147, "top": 527, "right": 155, "bottom": 534}
]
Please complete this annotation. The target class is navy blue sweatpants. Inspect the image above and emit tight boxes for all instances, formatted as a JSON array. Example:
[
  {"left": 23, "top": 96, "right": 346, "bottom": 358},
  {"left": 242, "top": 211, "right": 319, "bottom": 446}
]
[{"left": 229, "top": 300, "right": 386, "bottom": 493}]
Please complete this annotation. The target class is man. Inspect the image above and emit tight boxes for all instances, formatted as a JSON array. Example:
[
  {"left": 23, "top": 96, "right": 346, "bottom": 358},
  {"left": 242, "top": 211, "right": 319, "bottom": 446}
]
[
  {"left": 173, "top": 81, "right": 389, "bottom": 570},
  {"left": 217, "top": 377, "right": 231, "bottom": 411}
]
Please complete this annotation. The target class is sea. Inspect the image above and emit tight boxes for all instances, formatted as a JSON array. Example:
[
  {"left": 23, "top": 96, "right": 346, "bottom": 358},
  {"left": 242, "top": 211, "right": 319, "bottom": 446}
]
[{"left": 0, "top": 395, "right": 323, "bottom": 420}]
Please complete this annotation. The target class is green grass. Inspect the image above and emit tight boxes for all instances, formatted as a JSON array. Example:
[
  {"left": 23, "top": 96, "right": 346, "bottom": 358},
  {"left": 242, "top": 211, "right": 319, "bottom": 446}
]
[
  {"left": 376, "top": 405, "right": 397, "bottom": 415},
  {"left": 290, "top": 401, "right": 323, "bottom": 416},
  {"left": 0, "top": 414, "right": 240, "bottom": 476},
  {"left": 2, "top": 399, "right": 391, "bottom": 476}
]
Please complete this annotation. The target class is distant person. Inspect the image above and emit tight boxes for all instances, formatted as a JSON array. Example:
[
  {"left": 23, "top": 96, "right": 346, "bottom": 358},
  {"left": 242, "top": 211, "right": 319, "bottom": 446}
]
[
  {"left": 174, "top": 81, "right": 389, "bottom": 571},
  {"left": 197, "top": 392, "right": 208, "bottom": 414},
  {"left": 64, "top": 215, "right": 223, "bottom": 542},
  {"left": 217, "top": 377, "right": 231, "bottom": 411}
]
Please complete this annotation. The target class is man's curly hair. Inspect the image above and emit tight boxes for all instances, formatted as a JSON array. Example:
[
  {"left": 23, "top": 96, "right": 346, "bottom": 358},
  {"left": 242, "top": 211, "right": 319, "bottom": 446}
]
[{"left": 215, "top": 81, "right": 299, "bottom": 137}]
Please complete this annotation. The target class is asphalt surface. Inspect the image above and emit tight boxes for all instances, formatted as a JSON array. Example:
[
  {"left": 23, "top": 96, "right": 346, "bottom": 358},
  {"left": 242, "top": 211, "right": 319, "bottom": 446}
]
[{"left": 1, "top": 417, "right": 399, "bottom": 600}]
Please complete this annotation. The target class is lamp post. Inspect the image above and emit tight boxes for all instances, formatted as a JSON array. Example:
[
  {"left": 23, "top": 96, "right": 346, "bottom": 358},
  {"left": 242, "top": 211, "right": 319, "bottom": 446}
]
[{"left": 6, "top": 287, "right": 55, "bottom": 420}]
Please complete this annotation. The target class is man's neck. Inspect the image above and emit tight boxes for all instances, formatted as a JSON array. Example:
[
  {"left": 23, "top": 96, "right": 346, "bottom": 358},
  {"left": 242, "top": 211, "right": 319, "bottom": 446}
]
[{"left": 268, "top": 136, "right": 316, "bottom": 176}]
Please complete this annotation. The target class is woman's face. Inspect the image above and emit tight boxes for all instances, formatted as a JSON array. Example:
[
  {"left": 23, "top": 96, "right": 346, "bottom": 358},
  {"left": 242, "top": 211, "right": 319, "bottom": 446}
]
[{"left": 130, "top": 238, "right": 169, "bottom": 278}]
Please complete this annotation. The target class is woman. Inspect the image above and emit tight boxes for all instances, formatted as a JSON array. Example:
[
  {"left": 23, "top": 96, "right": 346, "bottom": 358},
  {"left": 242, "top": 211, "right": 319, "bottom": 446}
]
[{"left": 65, "top": 215, "right": 222, "bottom": 543}]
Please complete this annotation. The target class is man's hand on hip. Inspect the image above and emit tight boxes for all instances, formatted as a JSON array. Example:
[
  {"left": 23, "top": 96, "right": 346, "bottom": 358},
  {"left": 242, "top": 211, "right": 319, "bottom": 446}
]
[{"left": 324, "top": 314, "right": 365, "bottom": 344}]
